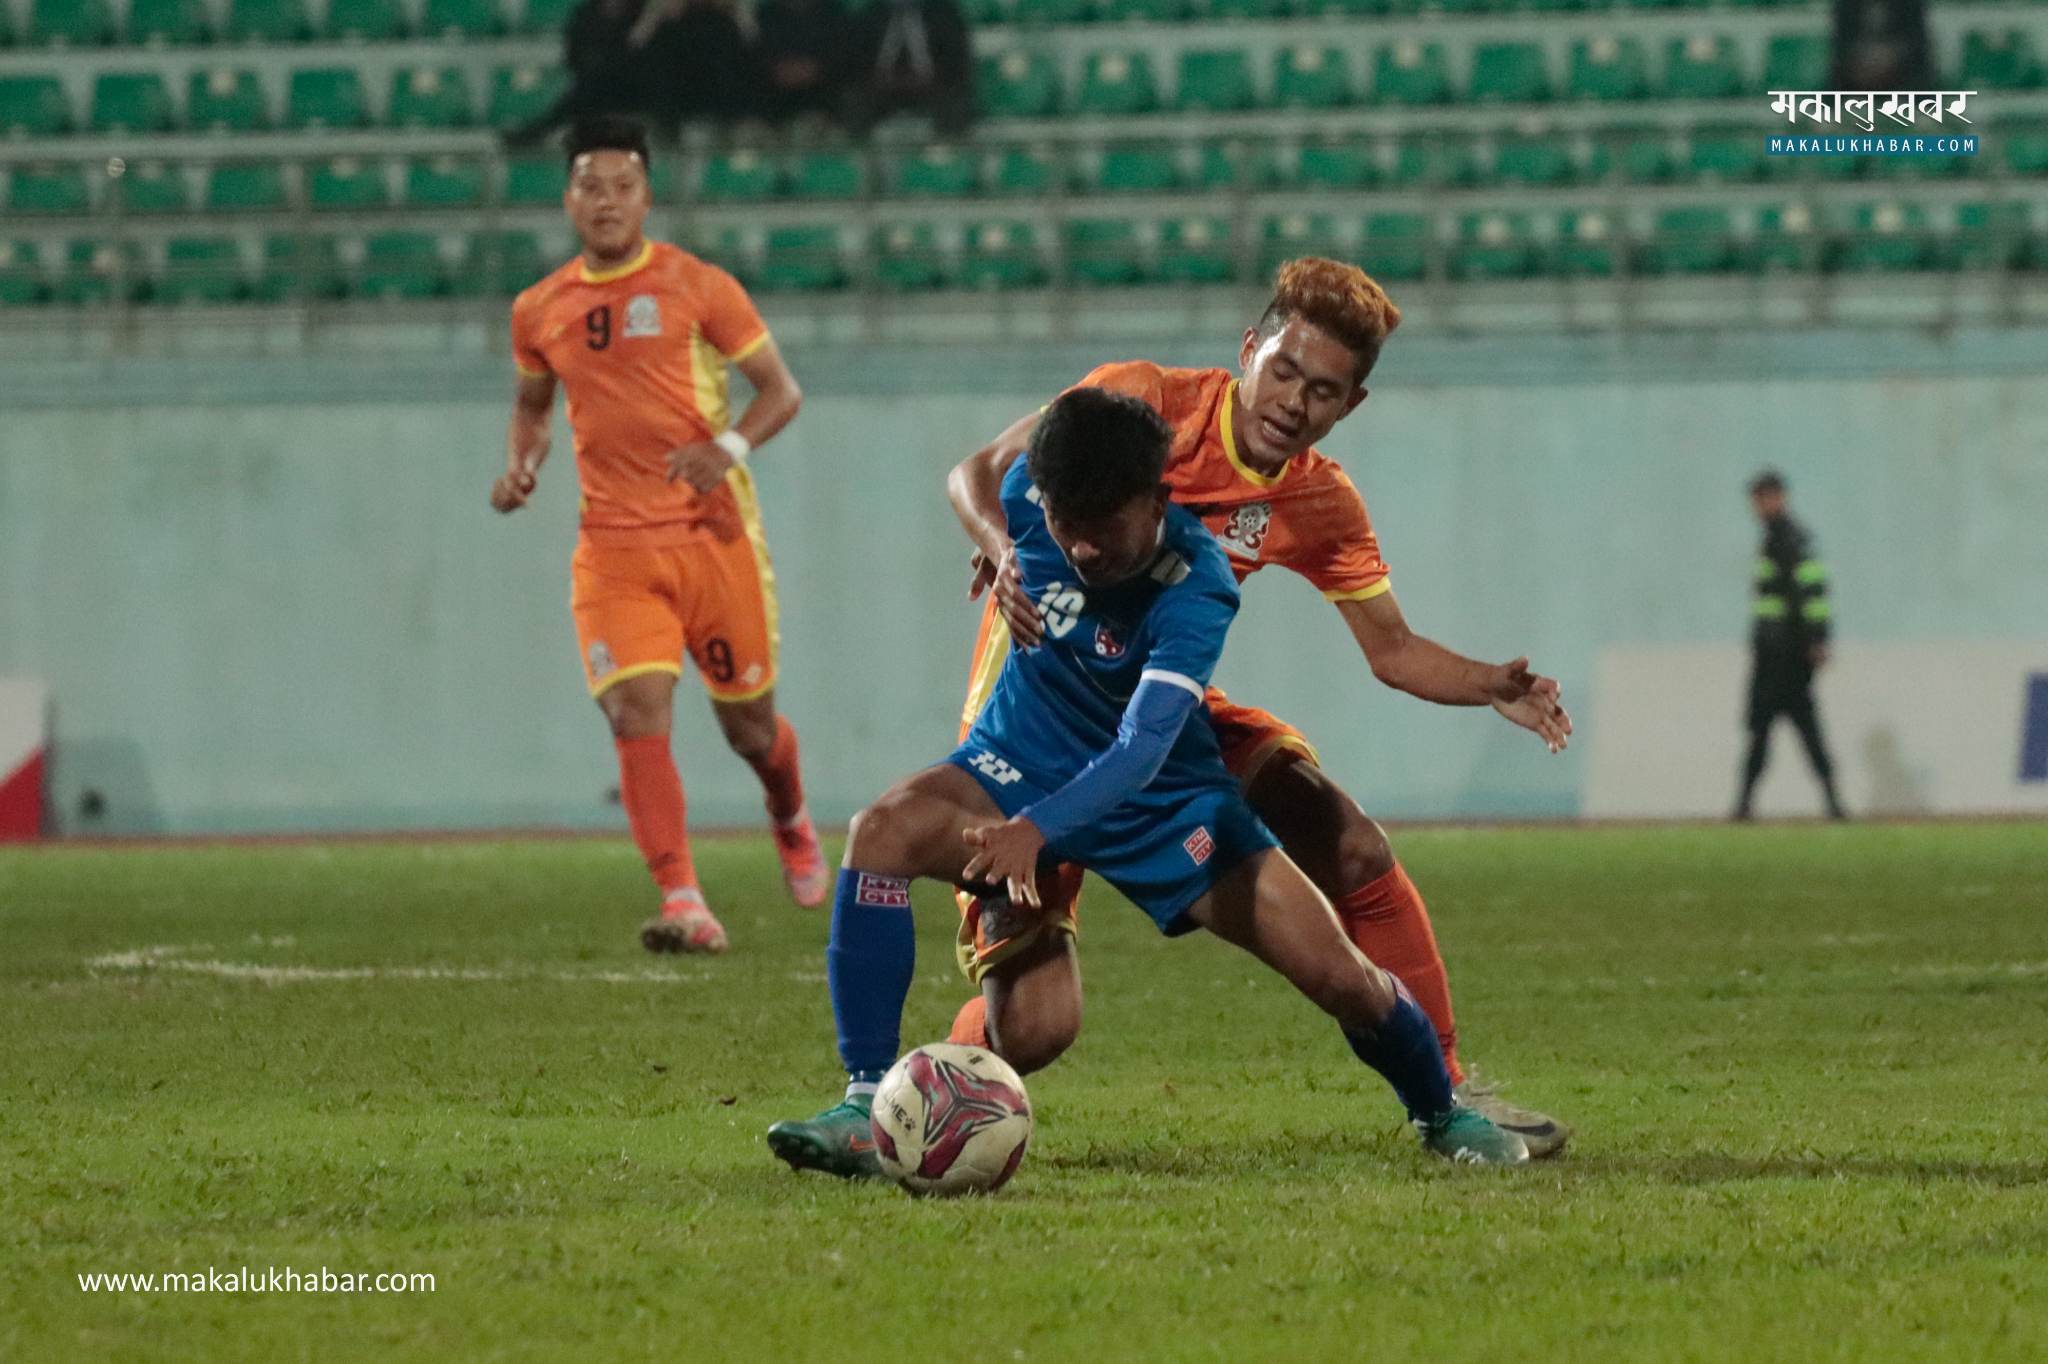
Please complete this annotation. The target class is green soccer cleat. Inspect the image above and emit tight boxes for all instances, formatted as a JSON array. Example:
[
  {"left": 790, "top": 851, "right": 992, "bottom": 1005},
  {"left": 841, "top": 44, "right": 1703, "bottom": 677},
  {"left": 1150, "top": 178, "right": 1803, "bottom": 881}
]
[
  {"left": 1416, "top": 1104, "right": 1531, "bottom": 1167},
  {"left": 1455, "top": 1073, "right": 1571, "bottom": 1160},
  {"left": 766, "top": 1098, "right": 884, "bottom": 1181}
]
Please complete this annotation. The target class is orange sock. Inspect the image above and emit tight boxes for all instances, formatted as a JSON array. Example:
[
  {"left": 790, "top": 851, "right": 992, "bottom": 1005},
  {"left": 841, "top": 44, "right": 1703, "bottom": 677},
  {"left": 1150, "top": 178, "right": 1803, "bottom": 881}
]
[
  {"left": 948, "top": 994, "right": 989, "bottom": 1048},
  {"left": 753, "top": 716, "right": 806, "bottom": 824},
  {"left": 614, "top": 734, "right": 697, "bottom": 897},
  {"left": 1336, "top": 862, "right": 1463, "bottom": 1086}
]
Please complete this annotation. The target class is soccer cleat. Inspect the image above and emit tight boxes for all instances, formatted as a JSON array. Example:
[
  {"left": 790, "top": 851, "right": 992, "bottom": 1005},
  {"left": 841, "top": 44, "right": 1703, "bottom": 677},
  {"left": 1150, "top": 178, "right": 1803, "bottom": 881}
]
[
  {"left": 1415, "top": 1104, "right": 1531, "bottom": 1167},
  {"left": 1455, "top": 1072, "right": 1570, "bottom": 1160},
  {"left": 765, "top": 1097, "right": 884, "bottom": 1180},
  {"left": 772, "top": 806, "right": 830, "bottom": 909},
  {"left": 640, "top": 894, "right": 729, "bottom": 956}
]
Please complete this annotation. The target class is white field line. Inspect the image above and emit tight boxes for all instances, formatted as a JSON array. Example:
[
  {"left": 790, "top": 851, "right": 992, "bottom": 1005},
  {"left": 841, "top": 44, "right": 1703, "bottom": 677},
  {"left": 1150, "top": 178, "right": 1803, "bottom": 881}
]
[{"left": 82, "top": 943, "right": 803, "bottom": 986}]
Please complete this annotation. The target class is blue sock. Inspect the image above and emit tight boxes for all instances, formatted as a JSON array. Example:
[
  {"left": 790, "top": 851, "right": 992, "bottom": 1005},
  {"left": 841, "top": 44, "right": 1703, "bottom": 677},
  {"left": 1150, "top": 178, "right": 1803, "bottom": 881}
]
[
  {"left": 1341, "top": 985, "right": 1454, "bottom": 1122},
  {"left": 826, "top": 868, "right": 915, "bottom": 1101}
]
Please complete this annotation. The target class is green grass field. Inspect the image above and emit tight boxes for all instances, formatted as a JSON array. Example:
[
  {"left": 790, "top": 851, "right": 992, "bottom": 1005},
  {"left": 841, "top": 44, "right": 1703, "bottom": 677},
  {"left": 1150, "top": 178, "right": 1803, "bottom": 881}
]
[{"left": 4, "top": 822, "right": 2046, "bottom": 1362}]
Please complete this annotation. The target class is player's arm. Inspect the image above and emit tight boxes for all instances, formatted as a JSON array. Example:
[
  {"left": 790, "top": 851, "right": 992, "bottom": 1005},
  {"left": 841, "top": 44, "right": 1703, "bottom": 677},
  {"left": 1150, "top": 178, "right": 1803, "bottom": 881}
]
[
  {"left": 492, "top": 370, "right": 557, "bottom": 514},
  {"left": 1336, "top": 591, "right": 1572, "bottom": 754},
  {"left": 666, "top": 338, "right": 804, "bottom": 492},
  {"left": 948, "top": 411, "right": 1043, "bottom": 645}
]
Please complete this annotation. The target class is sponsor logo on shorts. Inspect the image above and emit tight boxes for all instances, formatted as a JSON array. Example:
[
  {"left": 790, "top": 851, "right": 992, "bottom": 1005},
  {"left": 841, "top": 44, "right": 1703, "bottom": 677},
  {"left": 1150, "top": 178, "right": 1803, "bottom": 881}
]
[
  {"left": 587, "top": 640, "right": 616, "bottom": 679},
  {"left": 855, "top": 873, "right": 912, "bottom": 909},
  {"left": 967, "top": 751, "right": 1024, "bottom": 786},
  {"left": 624, "top": 294, "right": 661, "bottom": 338},
  {"left": 1094, "top": 623, "right": 1125, "bottom": 658},
  {"left": 1183, "top": 826, "right": 1215, "bottom": 866}
]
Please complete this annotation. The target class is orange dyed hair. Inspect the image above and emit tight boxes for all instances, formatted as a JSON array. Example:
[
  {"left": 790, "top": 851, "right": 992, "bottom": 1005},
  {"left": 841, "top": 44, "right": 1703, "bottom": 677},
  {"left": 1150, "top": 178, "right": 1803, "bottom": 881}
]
[{"left": 1259, "top": 257, "right": 1402, "bottom": 380}]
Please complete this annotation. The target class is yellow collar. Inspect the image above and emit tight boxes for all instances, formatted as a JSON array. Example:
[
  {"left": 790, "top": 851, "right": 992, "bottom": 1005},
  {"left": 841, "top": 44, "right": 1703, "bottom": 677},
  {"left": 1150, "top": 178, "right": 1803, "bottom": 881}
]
[
  {"left": 1220, "top": 382, "right": 1286, "bottom": 489},
  {"left": 579, "top": 240, "right": 655, "bottom": 285}
]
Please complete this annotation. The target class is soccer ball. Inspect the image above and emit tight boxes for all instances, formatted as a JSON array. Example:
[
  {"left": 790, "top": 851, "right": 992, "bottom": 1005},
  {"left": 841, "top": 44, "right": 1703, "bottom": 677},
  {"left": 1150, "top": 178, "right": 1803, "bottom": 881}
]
[{"left": 870, "top": 1043, "right": 1032, "bottom": 1197}]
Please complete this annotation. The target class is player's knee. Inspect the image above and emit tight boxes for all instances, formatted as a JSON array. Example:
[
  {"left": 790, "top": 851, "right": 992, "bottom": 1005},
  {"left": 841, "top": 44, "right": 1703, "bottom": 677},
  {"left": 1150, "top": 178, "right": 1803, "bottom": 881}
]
[
  {"left": 721, "top": 717, "right": 776, "bottom": 764},
  {"left": 845, "top": 794, "right": 912, "bottom": 867},
  {"left": 1332, "top": 814, "right": 1395, "bottom": 893},
  {"left": 1303, "top": 958, "right": 1396, "bottom": 1028},
  {"left": 600, "top": 692, "right": 667, "bottom": 740},
  {"left": 989, "top": 1002, "right": 1079, "bottom": 1077}
]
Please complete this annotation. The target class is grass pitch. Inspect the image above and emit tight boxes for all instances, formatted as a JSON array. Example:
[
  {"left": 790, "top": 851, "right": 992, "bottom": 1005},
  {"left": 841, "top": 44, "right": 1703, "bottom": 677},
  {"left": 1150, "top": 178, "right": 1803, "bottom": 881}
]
[{"left": 3, "top": 822, "right": 2045, "bottom": 1362}]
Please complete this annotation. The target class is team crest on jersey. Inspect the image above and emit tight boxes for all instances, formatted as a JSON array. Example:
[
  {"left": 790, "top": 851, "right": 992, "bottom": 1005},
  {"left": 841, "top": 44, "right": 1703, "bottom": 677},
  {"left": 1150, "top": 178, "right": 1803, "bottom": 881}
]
[
  {"left": 1093, "top": 623, "right": 1126, "bottom": 658},
  {"left": 1217, "top": 502, "right": 1272, "bottom": 561},
  {"left": 624, "top": 294, "right": 661, "bottom": 338},
  {"left": 587, "top": 640, "right": 616, "bottom": 680},
  {"left": 1183, "top": 826, "right": 1215, "bottom": 866}
]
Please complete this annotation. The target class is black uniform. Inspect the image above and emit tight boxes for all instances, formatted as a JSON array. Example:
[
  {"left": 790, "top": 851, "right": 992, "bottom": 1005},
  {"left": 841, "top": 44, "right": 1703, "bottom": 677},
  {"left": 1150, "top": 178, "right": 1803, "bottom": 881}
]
[{"left": 1737, "top": 513, "right": 1844, "bottom": 818}]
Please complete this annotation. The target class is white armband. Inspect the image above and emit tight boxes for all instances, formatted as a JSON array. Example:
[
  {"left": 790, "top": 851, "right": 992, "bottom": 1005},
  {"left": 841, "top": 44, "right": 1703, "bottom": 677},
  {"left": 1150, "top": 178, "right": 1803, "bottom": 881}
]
[{"left": 713, "top": 429, "right": 752, "bottom": 464}]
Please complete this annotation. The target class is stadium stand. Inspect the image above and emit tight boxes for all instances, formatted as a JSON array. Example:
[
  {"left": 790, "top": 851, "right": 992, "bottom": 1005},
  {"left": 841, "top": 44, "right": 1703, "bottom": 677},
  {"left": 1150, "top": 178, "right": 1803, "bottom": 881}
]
[{"left": 0, "top": 0, "right": 2042, "bottom": 306}]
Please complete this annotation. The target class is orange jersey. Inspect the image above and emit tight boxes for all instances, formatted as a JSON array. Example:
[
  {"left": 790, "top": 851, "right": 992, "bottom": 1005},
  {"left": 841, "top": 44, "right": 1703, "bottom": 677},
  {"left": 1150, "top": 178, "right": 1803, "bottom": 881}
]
[
  {"left": 1073, "top": 361, "right": 1390, "bottom": 603},
  {"left": 511, "top": 240, "right": 770, "bottom": 546}
]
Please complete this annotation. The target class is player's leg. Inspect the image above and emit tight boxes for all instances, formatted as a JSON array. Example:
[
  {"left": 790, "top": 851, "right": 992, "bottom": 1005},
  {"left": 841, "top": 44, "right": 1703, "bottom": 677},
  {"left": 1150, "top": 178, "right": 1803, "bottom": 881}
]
[
  {"left": 980, "top": 928, "right": 1083, "bottom": 1077},
  {"left": 1785, "top": 681, "right": 1846, "bottom": 819},
  {"left": 1736, "top": 660, "right": 1778, "bottom": 820},
  {"left": 1184, "top": 848, "right": 1527, "bottom": 1167},
  {"left": 767, "top": 762, "right": 1008, "bottom": 1179},
  {"left": 708, "top": 690, "right": 827, "bottom": 906}
]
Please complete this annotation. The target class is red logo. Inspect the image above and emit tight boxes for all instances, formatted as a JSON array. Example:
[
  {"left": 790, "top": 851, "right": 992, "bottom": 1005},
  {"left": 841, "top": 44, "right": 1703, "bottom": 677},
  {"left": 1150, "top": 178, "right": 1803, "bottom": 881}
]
[
  {"left": 855, "top": 873, "right": 911, "bottom": 908},
  {"left": 1183, "top": 827, "right": 1215, "bottom": 866},
  {"left": 904, "top": 1051, "right": 1030, "bottom": 1182},
  {"left": 1094, "top": 623, "right": 1125, "bottom": 658}
]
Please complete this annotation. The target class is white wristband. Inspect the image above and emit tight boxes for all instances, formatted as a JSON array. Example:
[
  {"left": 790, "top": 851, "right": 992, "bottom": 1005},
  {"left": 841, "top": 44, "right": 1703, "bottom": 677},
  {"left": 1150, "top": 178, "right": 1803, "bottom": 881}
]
[{"left": 713, "top": 429, "right": 752, "bottom": 463}]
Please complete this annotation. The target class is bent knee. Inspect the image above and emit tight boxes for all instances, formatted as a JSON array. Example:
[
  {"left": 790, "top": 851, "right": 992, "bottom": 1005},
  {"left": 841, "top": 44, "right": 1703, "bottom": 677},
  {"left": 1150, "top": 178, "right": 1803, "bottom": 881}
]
[
  {"left": 1333, "top": 817, "right": 1395, "bottom": 892},
  {"left": 989, "top": 1010, "right": 1079, "bottom": 1077}
]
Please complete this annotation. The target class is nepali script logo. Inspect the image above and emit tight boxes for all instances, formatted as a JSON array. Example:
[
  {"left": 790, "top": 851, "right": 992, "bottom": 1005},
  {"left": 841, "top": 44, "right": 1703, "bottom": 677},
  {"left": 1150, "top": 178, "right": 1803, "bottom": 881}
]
[{"left": 1765, "top": 90, "right": 1978, "bottom": 158}]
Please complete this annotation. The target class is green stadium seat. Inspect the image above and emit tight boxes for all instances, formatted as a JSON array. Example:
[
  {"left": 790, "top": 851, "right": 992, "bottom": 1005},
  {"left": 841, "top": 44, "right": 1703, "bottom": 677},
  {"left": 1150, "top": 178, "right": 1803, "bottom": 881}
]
[
  {"left": 488, "top": 65, "right": 566, "bottom": 130},
  {"left": 287, "top": 69, "right": 370, "bottom": 129},
  {"left": 959, "top": 221, "right": 1045, "bottom": 290},
  {"left": 1361, "top": 213, "right": 1429, "bottom": 281},
  {"left": 307, "top": 156, "right": 388, "bottom": 211},
  {"left": 359, "top": 232, "right": 447, "bottom": 300},
  {"left": 254, "top": 233, "right": 346, "bottom": 301},
  {"left": 518, "top": 0, "right": 577, "bottom": 34},
  {"left": 1600, "top": 126, "right": 1676, "bottom": 183},
  {"left": 56, "top": 239, "right": 145, "bottom": 305},
  {"left": 1521, "top": 0, "right": 1600, "bottom": 12},
  {"left": 1301, "top": 0, "right": 1389, "bottom": 15},
  {"left": 1273, "top": 46, "right": 1351, "bottom": 110},
  {"left": 792, "top": 150, "right": 864, "bottom": 199},
  {"left": 1158, "top": 217, "right": 1233, "bottom": 285},
  {"left": 207, "top": 161, "right": 289, "bottom": 211},
  {"left": 1624, "top": 0, "right": 1688, "bottom": 10},
  {"left": 977, "top": 52, "right": 1061, "bottom": 119},
  {"left": 128, "top": 0, "right": 212, "bottom": 44},
  {"left": 1639, "top": 206, "right": 1739, "bottom": 275},
  {"left": 760, "top": 226, "right": 848, "bottom": 291},
  {"left": 1283, "top": 139, "right": 1377, "bottom": 190},
  {"left": 1833, "top": 201, "right": 1932, "bottom": 272},
  {"left": 0, "top": 1, "right": 13, "bottom": 44},
  {"left": 1762, "top": 34, "right": 1827, "bottom": 92},
  {"left": 1662, "top": 35, "right": 1745, "bottom": 100},
  {"left": 1754, "top": 203, "right": 1821, "bottom": 272},
  {"left": 700, "top": 151, "right": 782, "bottom": 201},
  {"left": 503, "top": 155, "right": 565, "bottom": 205},
  {"left": 990, "top": 145, "right": 1060, "bottom": 195},
  {"left": 1193, "top": 140, "right": 1241, "bottom": 190},
  {"left": 422, "top": 0, "right": 504, "bottom": 37},
  {"left": 1495, "top": 129, "right": 1577, "bottom": 185},
  {"left": 389, "top": 66, "right": 474, "bottom": 128},
  {"left": 1451, "top": 211, "right": 1538, "bottom": 278},
  {"left": 2003, "top": 121, "right": 2048, "bottom": 176},
  {"left": 1948, "top": 202, "right": 2028, "bottom": 271},
  {"left": 323, "top": 0, "right": 407, "bottom": 40},
  {"left": 0, "top": 75, "right": 72, "bottom": 135},
  {"left": 406, "top": 156, "right": 485, "bottom": 208},
  {"left": 1469, "top": 43, "right": 1550, "bottom": 104},
  {"left": 1066, "top": 218, "right": 1146, "bottom": 287},
  {"left": 1690, "top": 123, "right": 1767, "bottom": 181},
  {"left": 160, "top": 237, "right": 245, "bottom": 304},
  {"left": 30, "top": 0, "right": 116, "bottom": 46},
  {"left": 1552, "top": 209, "right": 1617, "bottom": 276},
  {"left": 1097, "top": 143, "right": 1179, "bottom": 192},
  {"left": 1101, "top": 0, "right": 1182, "bottom": 19},
  {"left": 957, "top": 0, "right": 1008, "bottom": 23},
  {"left": 189, "top": 68, "right": 269, "bottom": 131},
  {"left": 1011, "top": 0, "right": 1092, "bottom": 23},
  {"left": 874, "top": 223, "right": 946, "bottom": 291},
  {"left": 0, "top": 241, "right": 48, "bottom": 308},
  {"left": 119, "top": 160, "right": 189, "bottom": 214},
  {"left": 689, "top": 226, "right": 753, "bottom": 283},
  {"left": 91, "top": 73, "right": 175, "bottom": 132},
  {"left": 1960, "top": 31, "right": 2042, "bottom": 90},
  {"left": 8, "top": 164, "right": 91, "bottom": 214},
  {"left": 1569, "top": 36, "right": 1650, "bottom": 101},
  {"left": 1374, "top": 41, "right": 1451, "bottom": 106},
  {"left": 1193, "top": 0, "right": 1287, "bottom": 19},
  {"left": 1389, "top": 131, "right": 1481, "bottom": 187},
  {"left": 1260, "top": 213, "right": 1343, "bottom": 276},
  {"left": 225, "top": 0, "right": 312, "bottom": 42},
  {"left": 1078, "top": 52, "right": 1159, "bottom": 117},
  {"left": 1177, "top": 50, "right": 1257, "bottom": 112},
  {"left": 460, "top": 229, "right": 548, "bottom": 297},
  {"left": 893, "top": 145, "right": 978, "bottom": 197}
]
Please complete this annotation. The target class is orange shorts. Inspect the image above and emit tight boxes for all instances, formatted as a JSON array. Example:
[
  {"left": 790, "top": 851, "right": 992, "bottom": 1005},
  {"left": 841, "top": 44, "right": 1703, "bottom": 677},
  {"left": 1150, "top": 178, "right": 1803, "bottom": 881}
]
[
  {"left": 570, "top": 526, "right": 778, "bottom": 702},
  {"left": 951, "top": 601, "right": 1321, "bottom": 982}
]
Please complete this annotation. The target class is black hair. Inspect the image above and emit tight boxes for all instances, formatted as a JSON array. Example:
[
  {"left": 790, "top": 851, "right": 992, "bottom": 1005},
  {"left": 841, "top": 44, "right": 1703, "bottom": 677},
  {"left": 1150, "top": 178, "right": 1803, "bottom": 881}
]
[
  {"left": 1026, "top": 388, "right": 1172, "bottom": 523},
  {"left": 1748, "top": 469, "right": 1786, "bottom": 495},
  {"left": 564, "top": 115, "right": 652, "bottom": 173}
]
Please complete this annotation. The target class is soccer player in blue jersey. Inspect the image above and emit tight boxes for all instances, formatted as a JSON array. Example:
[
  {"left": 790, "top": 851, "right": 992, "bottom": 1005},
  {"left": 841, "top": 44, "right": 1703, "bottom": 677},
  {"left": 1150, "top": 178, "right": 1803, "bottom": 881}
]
[{"left": 765, "top": 388, "right": 1528, "bottom": 1175}]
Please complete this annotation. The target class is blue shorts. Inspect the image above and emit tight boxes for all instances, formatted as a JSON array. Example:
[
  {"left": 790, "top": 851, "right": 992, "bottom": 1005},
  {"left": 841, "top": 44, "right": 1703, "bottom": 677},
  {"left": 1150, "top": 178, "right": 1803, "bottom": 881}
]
[{"left": 946, "top": 742, "right": 1279, "bottom": 935}]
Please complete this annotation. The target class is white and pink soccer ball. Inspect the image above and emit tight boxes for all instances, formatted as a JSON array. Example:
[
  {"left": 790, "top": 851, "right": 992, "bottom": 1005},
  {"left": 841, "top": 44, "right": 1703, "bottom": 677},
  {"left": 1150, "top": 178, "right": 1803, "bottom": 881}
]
[{"left": 870, "top": 1043, "right": 1033, "bottom": 1197}]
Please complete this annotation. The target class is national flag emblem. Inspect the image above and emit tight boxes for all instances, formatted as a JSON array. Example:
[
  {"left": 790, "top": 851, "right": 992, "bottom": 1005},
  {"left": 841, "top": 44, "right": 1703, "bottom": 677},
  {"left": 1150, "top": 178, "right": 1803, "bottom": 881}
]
[{"left": 1183, "top": 826, "right": 1214, "bottom": 866}]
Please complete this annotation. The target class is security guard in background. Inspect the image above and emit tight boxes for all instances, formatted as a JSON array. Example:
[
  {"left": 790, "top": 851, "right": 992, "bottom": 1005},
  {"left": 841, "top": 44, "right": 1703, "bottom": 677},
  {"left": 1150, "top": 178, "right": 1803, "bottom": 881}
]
[{"left": 1737, "top": 471, "right": 1847, "bottom": 821}]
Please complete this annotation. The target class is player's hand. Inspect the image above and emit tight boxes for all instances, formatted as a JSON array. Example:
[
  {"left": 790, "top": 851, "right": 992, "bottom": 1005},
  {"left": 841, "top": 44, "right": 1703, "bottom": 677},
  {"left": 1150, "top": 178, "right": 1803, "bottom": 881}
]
[
  {"left": 666, "top": 441, "right": 735, "bottom": 493},
  {"left": 969, "top": 546, "right": 1042, "bottom": 649},
  {"left": 1487, "top": 659, "right": 1573, "bottom": 754},
  {"left": 489, "top": 466, "right": 537, "bottom": 514},
  {"left": 1810, "top": 643, "right": 1831, "bottom": 669},
  {"left": 960, "top": 817, "right": 1046, "bottom": 908}
]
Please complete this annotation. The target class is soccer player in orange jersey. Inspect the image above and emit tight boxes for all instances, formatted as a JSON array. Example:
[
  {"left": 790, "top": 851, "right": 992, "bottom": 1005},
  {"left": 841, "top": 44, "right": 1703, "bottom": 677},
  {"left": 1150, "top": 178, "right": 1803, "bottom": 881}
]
[
  {"left": 944, "top": 258, "right": 1576, "bottom": 1154},
  {"left": 491, "top": 117, "right": 827, "bottom": 955}
]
